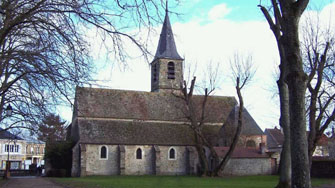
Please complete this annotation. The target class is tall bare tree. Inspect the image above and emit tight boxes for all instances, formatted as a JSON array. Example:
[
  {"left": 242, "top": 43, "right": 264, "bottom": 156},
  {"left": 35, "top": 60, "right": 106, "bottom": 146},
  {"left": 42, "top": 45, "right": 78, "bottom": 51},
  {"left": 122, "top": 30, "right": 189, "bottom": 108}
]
[
  {"left": 214, "top": 53, "right": 255, "bottom": 175},
  {"left": 179, "top": 54, "right": 255, "bottom": 176},
  {"left": 259, "top": 1, "right": 311, "bottom": 187},
  {"left": 300, "top": 13, "right": 335, "bottom": 165},
  {"left": 179, "top": 76, "right": 218, "bottom": 176},
  {"left": 0, "top": 0, "right": 172, "bottom": 132}
]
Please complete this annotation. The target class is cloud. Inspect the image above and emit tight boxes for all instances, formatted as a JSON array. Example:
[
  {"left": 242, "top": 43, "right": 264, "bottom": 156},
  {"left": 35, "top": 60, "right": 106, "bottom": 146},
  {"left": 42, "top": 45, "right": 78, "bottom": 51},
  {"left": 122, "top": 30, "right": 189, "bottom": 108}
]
[{"left": 208, "top": 3, "right": 232, "bottom": 21}]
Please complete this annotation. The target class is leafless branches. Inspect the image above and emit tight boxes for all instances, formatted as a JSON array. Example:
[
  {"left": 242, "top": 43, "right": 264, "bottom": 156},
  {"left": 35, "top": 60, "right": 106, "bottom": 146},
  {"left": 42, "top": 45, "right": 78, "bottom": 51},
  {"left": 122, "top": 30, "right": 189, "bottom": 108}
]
[
  {"left": 215, "top": 53, "right": 255, "bottom": 175},
  {"left": 300, "top": 12, "right": 335, "bottom": 163},
  {"left": 0, "top": 0, "right": 171, "bottom": 133},
  {"left": 230, "top": 52, "right": 255, "bottom": 90}
]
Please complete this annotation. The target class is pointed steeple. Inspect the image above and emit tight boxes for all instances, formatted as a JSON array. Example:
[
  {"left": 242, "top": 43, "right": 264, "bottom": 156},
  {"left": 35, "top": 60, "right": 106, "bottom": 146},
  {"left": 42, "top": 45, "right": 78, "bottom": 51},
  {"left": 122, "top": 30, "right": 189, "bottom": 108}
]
[{"left": 154, "top": 2, "right": 182, "bottom": 60}]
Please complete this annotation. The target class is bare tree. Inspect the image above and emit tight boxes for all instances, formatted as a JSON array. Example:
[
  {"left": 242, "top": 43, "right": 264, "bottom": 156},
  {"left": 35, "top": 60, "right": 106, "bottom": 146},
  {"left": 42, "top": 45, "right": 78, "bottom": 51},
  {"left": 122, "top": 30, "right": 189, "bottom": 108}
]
[
  {"left": 214, "top": 53, "right": 255, "bottom": 175},
  {"left": 300, "top": 13, "right": 335, "bottom": 165},
  {"left": 179, "top": 54, "right": 255, "bottom": 177},
  {"left": 259, "top": 1, "right": 311, "bottom": 187},
  {"left": 0, "top": 0, "right": 172, "bottom": 132},
  {"left": 179, "top": 76, "right": 218, "bottom": 176}
]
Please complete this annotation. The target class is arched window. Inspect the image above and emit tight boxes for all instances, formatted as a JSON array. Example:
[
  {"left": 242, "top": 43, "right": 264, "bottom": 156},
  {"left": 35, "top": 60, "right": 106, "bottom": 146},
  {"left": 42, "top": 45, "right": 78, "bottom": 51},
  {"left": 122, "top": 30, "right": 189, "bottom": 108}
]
[
  {"left": 168, "top": 148, "right": 176, "bottom": 160},
  {"left": 246, "top": 140, "right": 256, "bottom": 148},
  {"left": 136, "top": 148, "right": 142, "bottom": 159},
  {"left": 100, "top": 146, "right": 107, "bottom": 159},
  {"left": 167, "top": 62, "right": 175, "bottom": 79}
]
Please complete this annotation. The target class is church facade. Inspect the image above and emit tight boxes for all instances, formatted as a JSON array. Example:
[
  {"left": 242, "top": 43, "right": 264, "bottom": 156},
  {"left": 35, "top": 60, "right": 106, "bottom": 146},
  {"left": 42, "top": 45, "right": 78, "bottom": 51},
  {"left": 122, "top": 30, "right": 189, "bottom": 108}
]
[{"left": 69, "top": 8, "right": 266, "bottom": 177}]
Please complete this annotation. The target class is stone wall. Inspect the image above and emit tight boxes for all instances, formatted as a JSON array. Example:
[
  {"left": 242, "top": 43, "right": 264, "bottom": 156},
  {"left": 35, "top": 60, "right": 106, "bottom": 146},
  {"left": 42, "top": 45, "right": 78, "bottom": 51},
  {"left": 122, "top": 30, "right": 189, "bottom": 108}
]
[
  {"left": 222, "top": 158, "right": 273, "bottom": 176},
  {"left": 85, "top": 145, "right": 119, "bottom": 175},
  {"left": 72, "top": 144, "right": 199, "bottom": 176},
  {"left": 151, "top": 58, "right": 183, "bottom": 92},
  {"left": 124, "top": 145, "right": 154, "bottom": 175},
  {"left": 71, "top": 143, "right": 275, "bottom": 177},
  {"left": 158, "top": 146, "right": 188, "bottom": 175},
  {"left": 71, "top": 143, "right": 80, "bottom": 177}
]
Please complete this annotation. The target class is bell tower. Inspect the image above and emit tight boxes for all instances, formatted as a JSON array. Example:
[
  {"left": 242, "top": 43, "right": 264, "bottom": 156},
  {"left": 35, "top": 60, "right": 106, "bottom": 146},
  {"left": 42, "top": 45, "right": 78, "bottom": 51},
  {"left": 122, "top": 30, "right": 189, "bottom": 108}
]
[{"left": 151, "top": 3, "right": 183, "bottom": 92}]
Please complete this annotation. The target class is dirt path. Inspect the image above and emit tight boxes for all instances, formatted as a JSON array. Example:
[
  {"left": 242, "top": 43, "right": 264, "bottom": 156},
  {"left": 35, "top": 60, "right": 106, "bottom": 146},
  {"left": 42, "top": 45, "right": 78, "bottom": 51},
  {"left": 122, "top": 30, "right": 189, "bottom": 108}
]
[{"left": 1, "top": 176, "right": 64, "bottom": 188}]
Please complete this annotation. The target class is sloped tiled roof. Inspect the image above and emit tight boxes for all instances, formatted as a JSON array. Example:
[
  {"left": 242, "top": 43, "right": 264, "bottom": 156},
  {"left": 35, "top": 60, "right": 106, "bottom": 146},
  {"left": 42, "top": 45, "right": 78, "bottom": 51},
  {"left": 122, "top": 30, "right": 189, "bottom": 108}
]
[
  {"left": 75, "top": 87, "right": 236, "bottom": 123},
  {"left": 241, "top": 108, "right": 264, "bottom": 135},
  {"left": 265, "top": 128, "right": 284, "bottom": 148},
  {"left": 0, "top": 128, "right": 23, "bottom": 140},
  {"left": 214, "top": 147, "right": 270, "bottom": 158},
  {"left": 78, "top": 119, "right": 222, "bottom": 145},
  {"left": 74, "top": 87, "right": 265, "bottom": 145},
  {"left": 220, "top": 107, "right": 265, "bottom": 137}
]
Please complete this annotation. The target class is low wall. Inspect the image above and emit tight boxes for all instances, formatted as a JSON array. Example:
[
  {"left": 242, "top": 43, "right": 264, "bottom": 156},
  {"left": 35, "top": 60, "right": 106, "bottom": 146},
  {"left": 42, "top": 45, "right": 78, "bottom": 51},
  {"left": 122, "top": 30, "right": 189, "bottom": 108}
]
[
  {"left": 311, "top": 160, "right": 335, "bottom": 178},
  {"left": 222, "top": 158, "right": 273, "bottom": 176}
]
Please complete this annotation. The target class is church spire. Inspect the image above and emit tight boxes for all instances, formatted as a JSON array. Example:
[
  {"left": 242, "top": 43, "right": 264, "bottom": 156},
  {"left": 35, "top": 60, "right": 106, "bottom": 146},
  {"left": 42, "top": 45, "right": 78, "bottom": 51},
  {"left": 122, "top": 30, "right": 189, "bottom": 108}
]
[{"left": 154, "top": 2, "right": 182, "bottom": 60}]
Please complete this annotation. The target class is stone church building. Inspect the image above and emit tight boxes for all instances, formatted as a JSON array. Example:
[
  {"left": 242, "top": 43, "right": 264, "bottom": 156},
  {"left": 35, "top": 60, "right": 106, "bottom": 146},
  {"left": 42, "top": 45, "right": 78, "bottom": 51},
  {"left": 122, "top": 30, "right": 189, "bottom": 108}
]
[{"left": 69, "top": 8, "right": 266, "bottom": 177}]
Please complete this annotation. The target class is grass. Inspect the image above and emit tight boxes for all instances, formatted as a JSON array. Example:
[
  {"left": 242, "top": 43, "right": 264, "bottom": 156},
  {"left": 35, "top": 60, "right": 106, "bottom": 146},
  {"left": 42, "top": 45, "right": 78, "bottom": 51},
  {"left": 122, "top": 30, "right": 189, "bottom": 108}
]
[
  {"left": 50, "top": 175, "right": 335, "bottom": 188},
  {"left": 0, "top": 179, "right": 4, "bottom": 187}
]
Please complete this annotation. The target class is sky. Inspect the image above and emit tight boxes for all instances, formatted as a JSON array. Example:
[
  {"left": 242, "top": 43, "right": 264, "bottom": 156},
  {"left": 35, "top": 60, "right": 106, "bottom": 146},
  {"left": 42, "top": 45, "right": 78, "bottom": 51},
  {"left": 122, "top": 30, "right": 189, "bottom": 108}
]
[{"left": 59, "top": 0, "right": 335, "bottom": 131}]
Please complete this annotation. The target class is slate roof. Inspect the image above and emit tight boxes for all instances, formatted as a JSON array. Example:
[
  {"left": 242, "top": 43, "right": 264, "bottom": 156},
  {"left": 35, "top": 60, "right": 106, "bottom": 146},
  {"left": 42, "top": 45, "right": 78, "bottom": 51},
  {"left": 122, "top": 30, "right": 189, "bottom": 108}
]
[
  {"left": 221, "top": 107, "right": 265, "bottom": 136},
  {"left": 75, "top": 87, "right": 236, "bottom": 123},
  {"left": 74, "top": 87, "right": 264, "bottom": 145},
  {"left": 241, "top": 108, "right": 264, "bottom": 135},
  {"left": 0, "top": 128, "right": 23, "bottom": 140},
  {"left": 78, "top": 119, "right": 223, "bottom": 145},
  {"left": 154, "top": 8, "right": 183, "bottom": 61},
  {"left": 265, "top": 127, "right": 284, "bottom": 149},
  {"left": 214, "top": 147, "right": 270, "bottom": 158}
]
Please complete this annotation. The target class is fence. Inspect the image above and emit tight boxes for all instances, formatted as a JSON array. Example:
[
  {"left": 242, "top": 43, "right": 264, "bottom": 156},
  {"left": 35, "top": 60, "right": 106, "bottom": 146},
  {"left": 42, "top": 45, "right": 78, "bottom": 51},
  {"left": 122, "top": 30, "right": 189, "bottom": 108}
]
[{"left": 0, "top": 169, "right": 37, "bottom": 176}]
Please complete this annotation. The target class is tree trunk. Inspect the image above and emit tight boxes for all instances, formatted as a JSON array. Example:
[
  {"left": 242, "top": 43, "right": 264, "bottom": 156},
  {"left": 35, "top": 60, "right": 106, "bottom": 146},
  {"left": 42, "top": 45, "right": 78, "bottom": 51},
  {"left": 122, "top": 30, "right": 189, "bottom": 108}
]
[
  {"left": 276, "top": 79, "right": 291, "bottom": 188},
  {"left": 194, "top": 133, "right": 210, "bottom": 176},
  {"left": 284, "top": 17, "right": 311, "bottom": 188},
  {"left": 307, "top": 91, "right": 317, "bottom": 167},
  {"left": 259, "top": 1, "right": 311, "bottom": 187},
  {"left": 287, "top": 74, "right": 310, "bottom": 188},
  {"left": 213, "top": 77, "right": 244, "bottom": 175}
]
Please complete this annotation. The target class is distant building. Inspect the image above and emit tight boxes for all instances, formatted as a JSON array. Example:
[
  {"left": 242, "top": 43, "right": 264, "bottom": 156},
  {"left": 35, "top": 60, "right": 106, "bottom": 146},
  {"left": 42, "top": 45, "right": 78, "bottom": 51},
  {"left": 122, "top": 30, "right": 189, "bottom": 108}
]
[
  {"left": 265, "top": 127, "right": 330, "bottom": 158},
  {"left": 24, "top": 141, "right": 45, "bottom": 169},
  {"left": 0, "top": 128, "right": 45, "bottom": 170}
]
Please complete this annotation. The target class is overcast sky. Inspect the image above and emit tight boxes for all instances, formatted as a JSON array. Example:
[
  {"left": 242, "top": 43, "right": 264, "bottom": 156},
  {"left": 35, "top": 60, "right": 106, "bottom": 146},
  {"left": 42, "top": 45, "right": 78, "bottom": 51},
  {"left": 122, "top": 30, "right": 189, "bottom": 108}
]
[{"left": 59, "top": 1, "right": 335, "bottom": 131}]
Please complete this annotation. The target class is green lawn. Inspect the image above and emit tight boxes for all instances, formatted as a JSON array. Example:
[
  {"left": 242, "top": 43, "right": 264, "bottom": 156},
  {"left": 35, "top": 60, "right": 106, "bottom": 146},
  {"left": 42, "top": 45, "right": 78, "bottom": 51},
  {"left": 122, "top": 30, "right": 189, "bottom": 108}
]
[{"left": 50, "top": 175, "right": 335, "bottom": 188}]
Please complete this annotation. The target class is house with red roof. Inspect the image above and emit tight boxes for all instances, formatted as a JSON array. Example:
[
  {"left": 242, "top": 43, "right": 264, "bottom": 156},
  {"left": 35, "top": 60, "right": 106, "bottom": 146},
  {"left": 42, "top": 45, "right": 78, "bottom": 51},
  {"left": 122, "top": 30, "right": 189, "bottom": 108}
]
[{"left": 265, "top": 127, "right": 330, "bottom": 160}]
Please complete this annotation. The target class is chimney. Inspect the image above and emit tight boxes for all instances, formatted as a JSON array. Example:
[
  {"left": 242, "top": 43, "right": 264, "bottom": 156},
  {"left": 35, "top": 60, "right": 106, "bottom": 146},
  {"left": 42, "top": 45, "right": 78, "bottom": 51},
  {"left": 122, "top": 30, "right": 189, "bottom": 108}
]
[{"left": 259, "top": 143, "right": 266, "bottom": 154}]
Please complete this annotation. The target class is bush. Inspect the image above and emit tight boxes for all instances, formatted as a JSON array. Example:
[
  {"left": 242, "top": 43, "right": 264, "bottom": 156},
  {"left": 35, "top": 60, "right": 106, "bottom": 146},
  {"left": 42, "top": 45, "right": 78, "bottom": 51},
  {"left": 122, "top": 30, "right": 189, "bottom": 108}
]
[{"left": 45, "top": 140, "right": 74, "bottom": 177}]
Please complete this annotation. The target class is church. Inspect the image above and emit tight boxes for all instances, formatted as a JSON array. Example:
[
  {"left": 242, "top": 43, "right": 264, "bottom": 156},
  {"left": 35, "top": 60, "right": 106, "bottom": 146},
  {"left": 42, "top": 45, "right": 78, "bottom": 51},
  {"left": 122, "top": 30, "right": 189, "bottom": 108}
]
[{"left": 69, "top": 8, "right": 267, "bottom": 177}]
